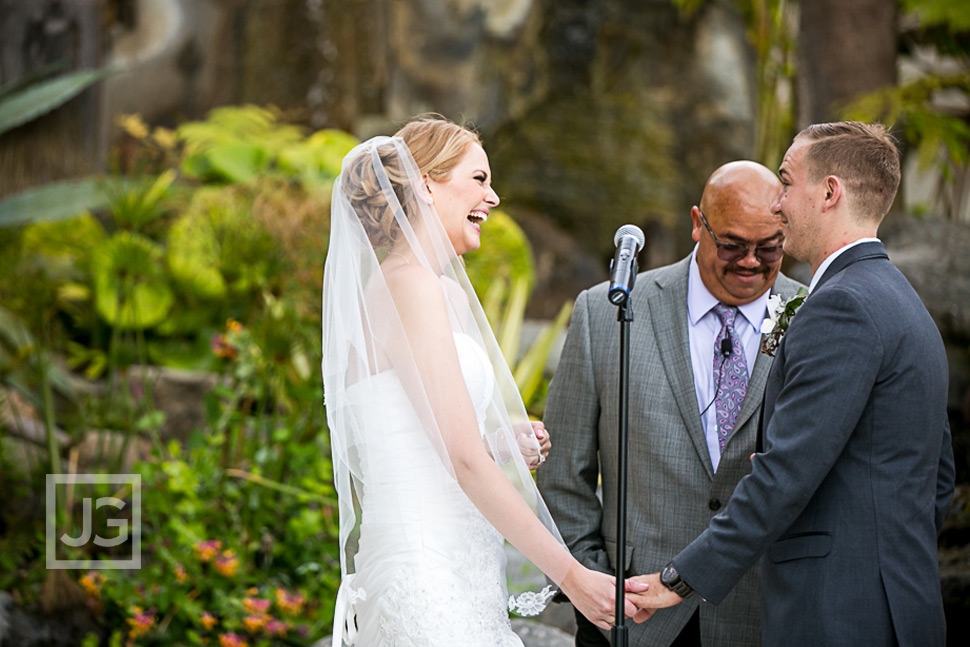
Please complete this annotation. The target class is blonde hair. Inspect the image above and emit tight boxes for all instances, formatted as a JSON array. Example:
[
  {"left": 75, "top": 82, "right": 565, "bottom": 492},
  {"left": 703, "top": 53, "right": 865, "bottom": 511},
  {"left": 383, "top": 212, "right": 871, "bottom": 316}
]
[
  {"left": 394, "top": 114, "right": 481, "bottom": 182},
  {"left": 344, "top": 115, "right": 481, "bottom": 249},
  {"left": 797, "top": 121, "right": 901, "bottom": 223}
]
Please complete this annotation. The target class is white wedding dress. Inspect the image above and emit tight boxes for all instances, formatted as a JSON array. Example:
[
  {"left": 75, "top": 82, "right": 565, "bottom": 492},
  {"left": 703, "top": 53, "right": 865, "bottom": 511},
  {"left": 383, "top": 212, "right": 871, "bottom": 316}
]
[{"left": 340, "top": 333, "right": 524, "bottom": 646}]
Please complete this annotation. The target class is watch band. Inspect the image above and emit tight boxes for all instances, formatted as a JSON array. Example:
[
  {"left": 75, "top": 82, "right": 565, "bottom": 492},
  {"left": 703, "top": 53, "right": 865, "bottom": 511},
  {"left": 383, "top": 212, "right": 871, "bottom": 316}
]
[{"left": 661, "top": 562, "right": 695, "bottom": 599}]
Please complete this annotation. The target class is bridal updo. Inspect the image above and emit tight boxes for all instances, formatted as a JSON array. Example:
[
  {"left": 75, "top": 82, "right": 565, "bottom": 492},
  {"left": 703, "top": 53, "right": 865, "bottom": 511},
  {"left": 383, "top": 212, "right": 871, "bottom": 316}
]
[{"left": 343, "top": 115, "right": 481, "bottom": 249}]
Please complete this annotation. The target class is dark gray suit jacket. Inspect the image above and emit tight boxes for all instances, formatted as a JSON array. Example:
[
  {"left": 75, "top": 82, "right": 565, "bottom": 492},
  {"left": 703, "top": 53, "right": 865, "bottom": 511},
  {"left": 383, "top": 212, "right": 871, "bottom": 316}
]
[
  {"left": 675, "top": 241, "right": 955, "bottom": 646},
  {"left": 539, "top": 255, "right": 802, "bottom": 647}
]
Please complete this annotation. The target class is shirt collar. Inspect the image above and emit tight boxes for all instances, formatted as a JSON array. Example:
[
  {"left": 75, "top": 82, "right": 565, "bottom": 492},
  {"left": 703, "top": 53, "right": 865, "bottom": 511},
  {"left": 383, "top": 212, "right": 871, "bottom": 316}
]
[
  {"left": 808, "top": 237, "right": 881, "bottom": 293},
  {"left": 687, "top": 246, "right": 772, "bottom": 329}
]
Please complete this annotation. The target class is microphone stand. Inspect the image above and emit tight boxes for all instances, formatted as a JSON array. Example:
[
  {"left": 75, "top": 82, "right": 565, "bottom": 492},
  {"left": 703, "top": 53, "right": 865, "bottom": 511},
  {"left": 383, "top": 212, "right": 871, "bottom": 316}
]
[{"left": 611, "top": 296, "right": 633, "bottom": 647}]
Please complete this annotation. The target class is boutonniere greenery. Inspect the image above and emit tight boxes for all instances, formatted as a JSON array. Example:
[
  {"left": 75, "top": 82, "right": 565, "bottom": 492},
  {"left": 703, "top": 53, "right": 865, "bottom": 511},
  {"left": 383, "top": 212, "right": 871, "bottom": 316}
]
[{"left": 760, "top": 287, "right": 809, "bottom": 357}]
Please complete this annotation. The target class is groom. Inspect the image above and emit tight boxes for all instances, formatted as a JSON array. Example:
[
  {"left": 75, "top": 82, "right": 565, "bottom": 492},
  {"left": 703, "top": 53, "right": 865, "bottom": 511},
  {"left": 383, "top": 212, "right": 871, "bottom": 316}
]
[{"left": 628, "top": 122, "right": 955, "bottom": 646}]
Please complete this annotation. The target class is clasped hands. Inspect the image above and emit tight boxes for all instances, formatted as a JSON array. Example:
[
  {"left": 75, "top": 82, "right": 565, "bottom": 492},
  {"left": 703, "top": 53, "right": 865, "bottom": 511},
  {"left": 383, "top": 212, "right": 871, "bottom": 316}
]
[
  {"left": 623, "top": 572, "right": 686, "bottom": 623},
  {"left": 562, "top": 568, "right": 685, "bottom": 631}
]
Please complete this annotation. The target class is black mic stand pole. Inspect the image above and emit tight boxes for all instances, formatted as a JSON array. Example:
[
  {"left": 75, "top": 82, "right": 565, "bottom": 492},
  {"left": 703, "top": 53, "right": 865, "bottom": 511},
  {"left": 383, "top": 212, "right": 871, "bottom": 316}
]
[{"left": 611, "top": 295, "right": 633, "bottom": 647}]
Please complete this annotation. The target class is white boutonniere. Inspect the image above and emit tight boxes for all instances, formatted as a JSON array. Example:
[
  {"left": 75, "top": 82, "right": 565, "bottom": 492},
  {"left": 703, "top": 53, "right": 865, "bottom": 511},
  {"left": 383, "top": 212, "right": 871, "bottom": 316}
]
[{"left": 760, "top": 287, "right": 809, "bottom": 357}]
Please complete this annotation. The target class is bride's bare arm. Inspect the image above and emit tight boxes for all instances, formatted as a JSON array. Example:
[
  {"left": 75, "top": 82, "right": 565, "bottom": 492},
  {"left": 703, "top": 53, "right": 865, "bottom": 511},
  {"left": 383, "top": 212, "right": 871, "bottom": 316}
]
[{"left": 384, "top": 266, "right": 638, "bottom": 628}]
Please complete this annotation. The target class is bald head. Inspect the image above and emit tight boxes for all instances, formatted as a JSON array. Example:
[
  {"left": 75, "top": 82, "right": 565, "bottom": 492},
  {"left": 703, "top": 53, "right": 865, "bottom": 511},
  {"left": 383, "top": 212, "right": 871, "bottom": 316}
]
[
  {"left": 700, "top": 161, "right": 782, "bottom": 220},
  {"left": 691, "top": 160, "right": 785, "bottom": 306}
]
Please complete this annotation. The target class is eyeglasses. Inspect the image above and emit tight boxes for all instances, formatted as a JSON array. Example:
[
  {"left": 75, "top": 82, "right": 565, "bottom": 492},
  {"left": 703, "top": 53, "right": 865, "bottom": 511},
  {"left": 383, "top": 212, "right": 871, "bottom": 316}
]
[{"left": 697, "top": 209, "right": 784, "bottom": 264}]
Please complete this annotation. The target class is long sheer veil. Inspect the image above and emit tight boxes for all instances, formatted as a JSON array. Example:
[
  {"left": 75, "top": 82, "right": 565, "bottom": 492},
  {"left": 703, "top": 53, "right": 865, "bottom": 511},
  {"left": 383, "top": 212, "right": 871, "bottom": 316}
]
[{"left": 322, "top": 136, "right": 565, "bottom": 640}]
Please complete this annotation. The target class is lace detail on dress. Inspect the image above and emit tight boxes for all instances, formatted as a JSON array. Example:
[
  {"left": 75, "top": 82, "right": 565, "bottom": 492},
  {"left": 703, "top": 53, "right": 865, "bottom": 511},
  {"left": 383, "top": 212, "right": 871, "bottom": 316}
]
[
  {"left": 508, "top": 585, "right": 557, "bottom": 617},
  {"left": 370, "top": 510, "right": 523, "bottom": 647}
]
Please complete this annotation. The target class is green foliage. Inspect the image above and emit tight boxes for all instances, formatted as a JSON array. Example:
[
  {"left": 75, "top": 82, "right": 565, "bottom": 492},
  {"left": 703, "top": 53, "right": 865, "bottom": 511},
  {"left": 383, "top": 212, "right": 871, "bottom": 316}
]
[
  {"left": 0, "top": 103, "right": 543, "bottom": 644},
  {"left": 0, "top": 178, "right": 137, "bottom": 228},
  {"left": 482, "top": 275, "right": 573, "bottom": 416},
  {"left": 842, "top": 0, "right": 970, "bottom": 220},
  {"left": 167, "top": 185, "right": 285, "bottom": 302},
  {"left": 902, "top": 0, "right": 970, "bottom": 32},
  {"left": 0, "top": 66, "right": 116, "bottom": 136},
  {"left": 109, "top": 169, "right": 177, "bottom": 232},
  {"left": 177, "top": 105, "right": 357, "bottom": 191},
  {"left": 91, "top": 232, "right": 174, "bottom": 330},
  {"left": 843, "top": 73, "right": 970, "bottom": 169},
  {"left": 465, "top": 209, "right": 535, "bottom": 296}
]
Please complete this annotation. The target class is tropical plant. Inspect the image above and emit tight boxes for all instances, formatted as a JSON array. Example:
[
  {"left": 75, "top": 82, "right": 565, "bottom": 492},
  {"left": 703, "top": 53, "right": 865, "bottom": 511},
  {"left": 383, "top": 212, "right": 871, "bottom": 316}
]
[{"left": 0, "top": 65, "right": 116, "bottom": 137}]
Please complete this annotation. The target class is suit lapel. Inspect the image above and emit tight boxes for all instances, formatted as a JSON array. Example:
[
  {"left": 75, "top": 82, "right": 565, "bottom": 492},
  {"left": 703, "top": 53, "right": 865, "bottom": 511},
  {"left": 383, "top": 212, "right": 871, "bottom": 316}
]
[
  {"left": 814, "top": 241, "right": 889, "bottom": 292},
  {"left": 648, "top": 260, "right": 714, "bottom": 479},
  {"left": 734, "top": 343, "right": 769, "bottom": 436}
]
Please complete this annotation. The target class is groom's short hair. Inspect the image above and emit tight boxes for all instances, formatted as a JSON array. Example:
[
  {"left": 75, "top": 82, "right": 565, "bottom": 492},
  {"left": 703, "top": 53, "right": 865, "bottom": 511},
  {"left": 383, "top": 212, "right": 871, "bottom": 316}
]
[{"left": 797, "top": 121, "right": 901, "bottom": 223}]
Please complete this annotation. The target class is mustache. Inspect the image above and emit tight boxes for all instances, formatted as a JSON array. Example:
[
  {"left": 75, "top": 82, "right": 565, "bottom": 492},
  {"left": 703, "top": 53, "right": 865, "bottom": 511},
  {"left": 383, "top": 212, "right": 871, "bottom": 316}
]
[{"left": 725, "top": 263, "right": 770, "bottom": 275}]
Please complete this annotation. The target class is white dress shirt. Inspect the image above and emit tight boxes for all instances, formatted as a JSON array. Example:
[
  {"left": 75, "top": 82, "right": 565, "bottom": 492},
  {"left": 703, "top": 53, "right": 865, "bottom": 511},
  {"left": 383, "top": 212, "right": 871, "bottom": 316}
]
[
  {"left": 809, "top": 238, "right": 881, "bottom": 293},
  {"left": 686, "top": 247, "right": 771, "bottom": 472}
]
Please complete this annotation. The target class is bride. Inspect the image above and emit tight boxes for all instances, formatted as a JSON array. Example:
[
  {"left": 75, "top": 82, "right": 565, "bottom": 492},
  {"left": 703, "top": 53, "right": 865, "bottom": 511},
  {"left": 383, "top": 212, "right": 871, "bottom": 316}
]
[{"left": 322, "top": 116, "right": 640, "bottom": 645}]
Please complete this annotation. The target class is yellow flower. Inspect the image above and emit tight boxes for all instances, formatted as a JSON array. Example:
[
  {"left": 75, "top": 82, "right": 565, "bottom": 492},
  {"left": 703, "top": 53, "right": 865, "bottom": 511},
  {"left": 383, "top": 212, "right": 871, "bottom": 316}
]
[
  {"left": 152, "top": 126, "right": 177, "bottom": 150},
  {"left": 117, "top": 114, "right": 149, "bottom": 140}
]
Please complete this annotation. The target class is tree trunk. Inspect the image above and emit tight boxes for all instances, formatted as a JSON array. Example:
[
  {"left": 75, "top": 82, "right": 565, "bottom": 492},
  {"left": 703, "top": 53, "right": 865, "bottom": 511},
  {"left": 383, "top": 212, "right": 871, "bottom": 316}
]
[
  {"left": 0, "top": 0, "right": 107, "bottom": 199},
  {"left": 796, "top": 0, "right": 897, "bottom": 128}
]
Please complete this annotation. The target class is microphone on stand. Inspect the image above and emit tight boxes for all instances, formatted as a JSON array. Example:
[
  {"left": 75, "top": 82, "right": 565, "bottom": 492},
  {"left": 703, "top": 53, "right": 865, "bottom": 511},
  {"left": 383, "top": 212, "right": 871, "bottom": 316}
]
[
  {"left": 606, "top": 225, "right": 644, "bottom": 646},
  {"left": 608, "top": 225, "right": 645, "bottom": 306}
]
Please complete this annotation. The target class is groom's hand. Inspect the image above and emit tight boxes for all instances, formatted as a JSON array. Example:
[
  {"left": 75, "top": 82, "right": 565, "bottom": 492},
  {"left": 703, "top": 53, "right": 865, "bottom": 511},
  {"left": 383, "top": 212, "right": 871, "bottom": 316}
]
[{"left": 625, "top": 573, "right": 684, "bottom": 622}]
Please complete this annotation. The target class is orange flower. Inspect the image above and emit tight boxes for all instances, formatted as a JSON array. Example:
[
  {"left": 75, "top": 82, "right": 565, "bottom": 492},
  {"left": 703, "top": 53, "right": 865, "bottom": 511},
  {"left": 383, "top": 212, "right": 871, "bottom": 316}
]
[
  {"left": 217, "top": 634, "right": 248, "bottom": 647},
  {"left": 174, "top": 563, "right": 188, "bottom": 583},
  {"left": 212, "top": 334, "right": 238, "bottom": 359},
  {"left": 201, "top": 611, "right": 218, "bottom": 630},
  {"left": 226, "top": 319, "right": 243, "bottom": 333},
  {"left": 274, "top": 587, "right": 306, "bottom": 616},
  {"left": 127, "top": 606, "right": 156, "bottom": 639},
  {"left": 242, "top": 597, "right": 271, "bottom": 614},
  {"left": 194, "top": 540, "right": 222, "bottom": 562},
  {"left": 213, "top": 549, "right": 239, "bottom": 577},
  {"left": 242, "top": 615, "right": 267, "bottom": 633},
  {"left": 79, "top": 571, "right": 105, "bottom": 598},
  {"left": 264, "top": 619, "right": 287, "bottom": 636}
]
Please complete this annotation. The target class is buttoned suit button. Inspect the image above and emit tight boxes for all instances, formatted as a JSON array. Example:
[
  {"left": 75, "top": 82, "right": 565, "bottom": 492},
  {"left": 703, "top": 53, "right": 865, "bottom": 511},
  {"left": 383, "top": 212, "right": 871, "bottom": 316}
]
[{"left": 708, "top": 497, "right": 722, "bottom": 511}]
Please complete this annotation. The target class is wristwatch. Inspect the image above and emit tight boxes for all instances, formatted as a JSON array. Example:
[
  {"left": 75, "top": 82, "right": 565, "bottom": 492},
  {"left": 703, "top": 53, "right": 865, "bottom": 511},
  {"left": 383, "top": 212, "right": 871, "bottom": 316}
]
[{"left": 660, "top": 562, "right": 695, "bottom": 599}]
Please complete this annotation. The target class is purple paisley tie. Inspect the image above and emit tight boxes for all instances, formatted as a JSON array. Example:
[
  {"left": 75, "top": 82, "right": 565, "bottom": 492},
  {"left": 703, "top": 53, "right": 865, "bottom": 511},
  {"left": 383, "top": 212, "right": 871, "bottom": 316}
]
[{"left": 713, "top": 304, "right": 749, "bottom": 453}]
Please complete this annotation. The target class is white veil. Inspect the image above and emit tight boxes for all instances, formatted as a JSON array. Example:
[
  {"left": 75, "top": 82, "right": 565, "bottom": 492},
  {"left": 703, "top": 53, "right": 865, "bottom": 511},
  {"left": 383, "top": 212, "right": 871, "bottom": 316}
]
[{"left": 322, "top": 136, "right": 565, "bottom": 641}]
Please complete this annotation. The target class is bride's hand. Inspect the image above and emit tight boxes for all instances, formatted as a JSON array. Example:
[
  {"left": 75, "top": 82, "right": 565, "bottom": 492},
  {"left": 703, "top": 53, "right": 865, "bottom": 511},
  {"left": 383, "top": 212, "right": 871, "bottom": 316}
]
[
  {"left": 517, "top": 421, "right": 551, "bottom": 470},
  {"left": 558, "top": 563, "right": 640, "bottom": 630}
]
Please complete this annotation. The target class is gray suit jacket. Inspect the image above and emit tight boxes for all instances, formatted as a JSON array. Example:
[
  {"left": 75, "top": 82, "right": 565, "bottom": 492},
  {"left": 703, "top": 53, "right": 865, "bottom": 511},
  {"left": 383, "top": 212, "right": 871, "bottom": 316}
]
[
  {"left": 538, "top": 255, "right": 803, "bottom": 646},
  {"left": 674, "top": 242, "right": 955, "bottom": 646}
]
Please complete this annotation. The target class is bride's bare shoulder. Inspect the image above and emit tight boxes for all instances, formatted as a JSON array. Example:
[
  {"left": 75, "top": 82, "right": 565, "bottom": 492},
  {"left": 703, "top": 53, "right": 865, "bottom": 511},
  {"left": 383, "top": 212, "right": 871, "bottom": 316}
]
[{"left": 383, "top": 264, "right": 446, "bottom": 311}]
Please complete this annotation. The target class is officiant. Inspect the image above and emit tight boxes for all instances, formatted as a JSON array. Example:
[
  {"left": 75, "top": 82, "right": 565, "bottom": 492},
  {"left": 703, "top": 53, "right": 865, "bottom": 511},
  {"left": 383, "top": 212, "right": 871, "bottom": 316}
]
[{"left": 538, "top": 160, "right": 804, "bottom": 647}]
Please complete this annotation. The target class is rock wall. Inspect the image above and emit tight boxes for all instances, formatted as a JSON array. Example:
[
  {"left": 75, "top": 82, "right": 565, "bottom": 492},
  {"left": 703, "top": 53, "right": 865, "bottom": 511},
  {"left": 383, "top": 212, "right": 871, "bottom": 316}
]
[{"left": 57, "top": 0, "right": 758, "bottom": 314}]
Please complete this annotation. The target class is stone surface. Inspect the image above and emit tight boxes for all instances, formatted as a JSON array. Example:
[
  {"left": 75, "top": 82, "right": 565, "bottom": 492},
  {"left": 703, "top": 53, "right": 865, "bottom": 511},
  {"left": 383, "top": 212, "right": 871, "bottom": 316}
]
[
  {"left": 313, "top": 618, "right": 573, "bottom": 647},
  {"left": 123, "top": 365, "right": 220, "bottom": 443},
  {"left": 0, "top": 589, "right": 99, "bottom": 647},
  {"left": 882, "top": 217, "right": 970, "bottom": 415}
]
